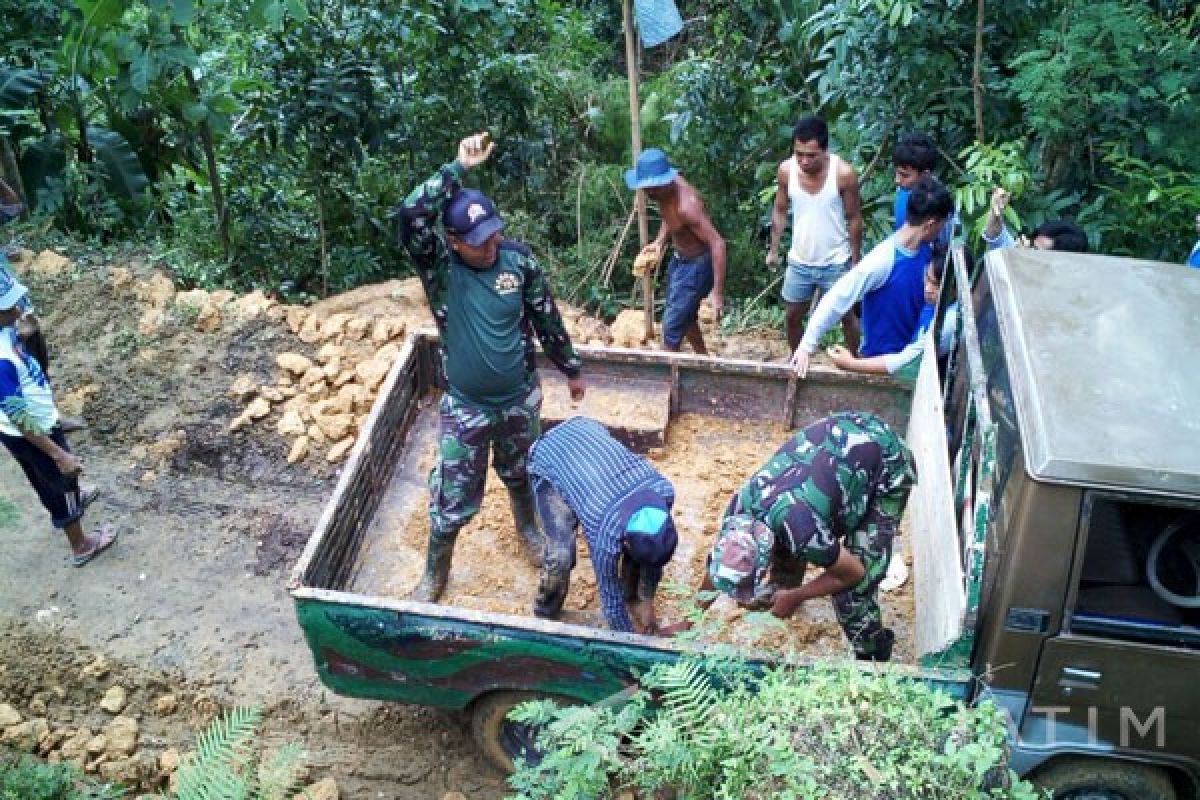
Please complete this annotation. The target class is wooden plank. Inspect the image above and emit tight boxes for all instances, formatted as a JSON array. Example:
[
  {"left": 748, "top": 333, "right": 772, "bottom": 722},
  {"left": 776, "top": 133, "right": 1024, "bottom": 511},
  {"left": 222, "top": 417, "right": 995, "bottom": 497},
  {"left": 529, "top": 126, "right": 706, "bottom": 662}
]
[
  {"left": 289, "top": 337, "right": 424, "bottom": 590},
  {"left": 906, "top": 331, "right": 967, "bottom": 660}
]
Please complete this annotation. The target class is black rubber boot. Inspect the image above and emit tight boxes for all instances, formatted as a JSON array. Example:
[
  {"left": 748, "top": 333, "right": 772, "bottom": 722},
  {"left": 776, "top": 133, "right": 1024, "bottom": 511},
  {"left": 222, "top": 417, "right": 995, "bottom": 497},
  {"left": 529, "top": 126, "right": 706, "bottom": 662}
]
[
  {"left": 508, "top": 480, "right": 546, "bottom": 567},
  {"left": 411, "top": 534, "right": 456, "bottom": 603},
  {"left": 855, "top": 628, "right": 895, "bottom": 663},
  {"left": 534, "top": 566, "right": 570, "bottom": 618}
]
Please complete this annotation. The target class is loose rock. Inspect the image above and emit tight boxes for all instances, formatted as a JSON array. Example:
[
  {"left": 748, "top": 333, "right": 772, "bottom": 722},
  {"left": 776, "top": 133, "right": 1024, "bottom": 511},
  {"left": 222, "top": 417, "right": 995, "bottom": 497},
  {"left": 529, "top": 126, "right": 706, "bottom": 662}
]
[
  {"left": 99, "top": 685, "right": 127, "bottom": 714},
  {"left": 287, "top": 436, "right": 310, "bottom": 465},
  {"left": 104, "top": 715, "right": 139, "bottom": 757},
  {"left": 298, "top": 777, "right": 339, "bottom": 800},
  {"left": 0, "top": 703, "right": 21, "bottom": 727}
]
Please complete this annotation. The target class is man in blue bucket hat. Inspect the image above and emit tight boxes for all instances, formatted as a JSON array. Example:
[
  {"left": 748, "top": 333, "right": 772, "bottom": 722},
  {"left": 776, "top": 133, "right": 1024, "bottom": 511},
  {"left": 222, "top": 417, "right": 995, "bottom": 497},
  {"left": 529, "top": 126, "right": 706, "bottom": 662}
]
[{"left": 625, "top": 148, "right": 726, "bottom": 355}]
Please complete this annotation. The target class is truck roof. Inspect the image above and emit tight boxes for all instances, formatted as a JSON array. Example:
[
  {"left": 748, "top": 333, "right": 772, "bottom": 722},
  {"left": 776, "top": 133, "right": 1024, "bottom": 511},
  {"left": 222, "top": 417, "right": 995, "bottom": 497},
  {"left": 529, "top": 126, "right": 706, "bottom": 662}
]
[{"left": 986, "top": 247, "right": 1200, "bottom": 498}]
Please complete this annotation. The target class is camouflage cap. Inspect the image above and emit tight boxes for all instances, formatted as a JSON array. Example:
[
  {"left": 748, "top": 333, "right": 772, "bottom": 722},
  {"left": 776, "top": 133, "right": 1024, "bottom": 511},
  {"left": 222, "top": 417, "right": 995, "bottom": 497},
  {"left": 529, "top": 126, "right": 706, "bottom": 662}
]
[{"left": 708, "top": 514, "right": 774, "bottom": 604}]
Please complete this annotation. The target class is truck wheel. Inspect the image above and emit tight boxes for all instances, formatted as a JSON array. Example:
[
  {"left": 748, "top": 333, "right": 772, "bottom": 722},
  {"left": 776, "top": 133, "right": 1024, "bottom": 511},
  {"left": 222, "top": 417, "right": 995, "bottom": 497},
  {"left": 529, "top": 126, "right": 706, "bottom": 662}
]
[
  {"left": 1033, "top": 759, "right": 1176, "bottom": 800},
  {"left": 469, "top": 690, "right": 576, "bottom": 774}
]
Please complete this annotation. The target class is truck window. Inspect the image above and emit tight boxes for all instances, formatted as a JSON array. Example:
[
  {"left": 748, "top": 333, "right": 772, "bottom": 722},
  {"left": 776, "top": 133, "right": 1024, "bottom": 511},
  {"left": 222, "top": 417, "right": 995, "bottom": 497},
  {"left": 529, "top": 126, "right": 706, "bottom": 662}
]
[{"left": 1072, "top": 494, "right": 1200, "bottom": 649}]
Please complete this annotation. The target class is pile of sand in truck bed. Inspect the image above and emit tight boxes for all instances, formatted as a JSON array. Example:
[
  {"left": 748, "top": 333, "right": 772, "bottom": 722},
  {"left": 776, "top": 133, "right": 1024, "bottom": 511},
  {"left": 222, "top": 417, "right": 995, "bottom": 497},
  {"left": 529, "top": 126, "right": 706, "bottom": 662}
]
[{"left": 376, "top": 413, "right": 916, "bottom": 663}]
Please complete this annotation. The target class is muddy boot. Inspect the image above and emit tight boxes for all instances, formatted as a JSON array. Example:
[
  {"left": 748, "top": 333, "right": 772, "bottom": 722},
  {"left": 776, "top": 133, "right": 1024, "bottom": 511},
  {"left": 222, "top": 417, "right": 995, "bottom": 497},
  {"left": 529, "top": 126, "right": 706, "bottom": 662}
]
[
  {"left": 508, "top": 481, "right": 545, "bottom": 567},
  {"left": 534, "top": 565, "right": 570, "bottom": 619},
  {"left": 855, "top": 628, "right": 895, "bottom": 663},
  {"left": 411, "top": 535, "right": 455, "bottom": 604}
]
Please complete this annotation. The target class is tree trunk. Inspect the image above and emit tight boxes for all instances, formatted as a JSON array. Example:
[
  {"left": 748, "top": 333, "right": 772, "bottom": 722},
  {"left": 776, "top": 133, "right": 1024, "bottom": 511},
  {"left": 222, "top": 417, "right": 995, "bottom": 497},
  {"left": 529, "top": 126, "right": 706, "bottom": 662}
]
[
  {"left": 317, "top": 187, "right": 329, "bottom": 299},
  {"left": 0, "top": 137, "right": 29, "bottom": 217},
  {"left": 972, "top": 0, "right": 986, "bottom": 142},
  {"left": 184, "top": 69, "right": 232, "bottom": 267}
]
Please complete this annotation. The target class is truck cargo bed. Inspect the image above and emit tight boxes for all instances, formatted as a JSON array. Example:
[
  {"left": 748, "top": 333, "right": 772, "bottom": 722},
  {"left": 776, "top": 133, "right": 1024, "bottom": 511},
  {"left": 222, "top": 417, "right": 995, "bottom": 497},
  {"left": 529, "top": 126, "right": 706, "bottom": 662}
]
[
  {"left": 348, "top": 401, "right": 918, "bottom": 663},
  {"left": 289, "top": 333, "right": 968, "bottom": 710}
]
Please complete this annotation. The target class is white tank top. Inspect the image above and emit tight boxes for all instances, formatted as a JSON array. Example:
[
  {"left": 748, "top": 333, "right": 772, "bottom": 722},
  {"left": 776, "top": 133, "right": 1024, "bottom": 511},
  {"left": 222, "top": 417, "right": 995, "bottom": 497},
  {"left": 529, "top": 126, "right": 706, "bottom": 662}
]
[{"left": 787, "top": 154, "right": 850, "bottom": 266}]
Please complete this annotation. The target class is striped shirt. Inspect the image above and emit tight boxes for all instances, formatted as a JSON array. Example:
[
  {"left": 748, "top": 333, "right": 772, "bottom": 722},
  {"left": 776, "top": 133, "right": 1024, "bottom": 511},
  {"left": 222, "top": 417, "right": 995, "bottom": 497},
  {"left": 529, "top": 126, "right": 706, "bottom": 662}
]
[{"left": 528, "top": 416, "right": 674, "bottom": 631}]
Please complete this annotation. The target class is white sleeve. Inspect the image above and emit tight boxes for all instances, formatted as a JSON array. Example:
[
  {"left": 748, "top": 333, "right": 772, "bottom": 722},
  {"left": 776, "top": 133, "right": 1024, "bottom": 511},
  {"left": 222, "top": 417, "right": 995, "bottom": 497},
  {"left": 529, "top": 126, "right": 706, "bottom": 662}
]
[{"left": 799, "top": 243, "right": 895, "bottom": 353}]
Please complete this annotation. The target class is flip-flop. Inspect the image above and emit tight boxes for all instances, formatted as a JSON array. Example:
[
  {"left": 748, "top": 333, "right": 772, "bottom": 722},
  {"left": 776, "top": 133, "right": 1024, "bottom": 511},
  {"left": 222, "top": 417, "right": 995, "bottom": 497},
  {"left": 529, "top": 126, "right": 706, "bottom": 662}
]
[{"left": 72, "top": 525, "right": 118, "bottom": 567}]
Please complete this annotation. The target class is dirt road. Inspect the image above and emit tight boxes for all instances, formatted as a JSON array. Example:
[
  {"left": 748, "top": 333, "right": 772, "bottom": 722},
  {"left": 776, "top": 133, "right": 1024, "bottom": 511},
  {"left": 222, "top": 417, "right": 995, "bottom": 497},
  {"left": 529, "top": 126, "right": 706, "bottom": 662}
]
[{"left": 0, "top": 246, "right": 505, "bottom": 798}]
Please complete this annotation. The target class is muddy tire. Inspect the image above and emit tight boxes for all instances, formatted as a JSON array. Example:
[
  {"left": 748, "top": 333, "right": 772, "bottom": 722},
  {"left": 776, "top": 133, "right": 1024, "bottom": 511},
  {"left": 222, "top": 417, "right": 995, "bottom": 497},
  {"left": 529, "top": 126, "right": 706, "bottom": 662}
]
[
  {"left": 469, "top": 690, "right": 576, "bottom": 774},
  {"left": 1033, "top": 758, "right": 1176, "bottom": 800}
]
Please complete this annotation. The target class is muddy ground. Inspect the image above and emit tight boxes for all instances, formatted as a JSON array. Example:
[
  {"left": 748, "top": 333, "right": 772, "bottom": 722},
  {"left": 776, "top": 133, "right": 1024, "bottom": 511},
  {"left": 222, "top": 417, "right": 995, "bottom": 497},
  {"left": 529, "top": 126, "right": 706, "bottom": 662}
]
[
  {"left": 0, "top": 243, "right": 806, "bottom": 797},
  {"left": 0, "top": 246, "right": 508, "bottom": 798}
]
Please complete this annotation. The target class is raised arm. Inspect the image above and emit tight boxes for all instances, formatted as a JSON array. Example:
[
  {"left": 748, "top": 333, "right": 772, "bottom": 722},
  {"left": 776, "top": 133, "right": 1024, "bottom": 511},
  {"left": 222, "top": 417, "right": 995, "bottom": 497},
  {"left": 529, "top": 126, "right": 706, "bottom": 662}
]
[{"left": 395, "top": 134, "right": 495, "bottom": 288}]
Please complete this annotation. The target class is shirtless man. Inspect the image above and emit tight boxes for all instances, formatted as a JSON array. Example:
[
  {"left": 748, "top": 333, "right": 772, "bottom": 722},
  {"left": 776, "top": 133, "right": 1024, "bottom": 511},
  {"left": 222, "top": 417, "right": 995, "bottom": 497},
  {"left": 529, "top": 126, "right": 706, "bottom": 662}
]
[
  {"left": 765, "top": 116, "right": 863, "bottom": 353},
  {"left": 625, "top": 148, "right": 726, "bottom": 354}
]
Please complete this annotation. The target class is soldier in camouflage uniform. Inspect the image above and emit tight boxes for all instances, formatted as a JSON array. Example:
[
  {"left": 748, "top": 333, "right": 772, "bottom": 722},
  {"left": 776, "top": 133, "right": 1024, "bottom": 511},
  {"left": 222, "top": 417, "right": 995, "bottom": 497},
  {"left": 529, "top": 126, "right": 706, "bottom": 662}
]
[
  {"left": 705, "top": 411, "right": 916, "bottom": 661},
  {"left": 396, "top": 133, "right": 586, "bottom": 603}
]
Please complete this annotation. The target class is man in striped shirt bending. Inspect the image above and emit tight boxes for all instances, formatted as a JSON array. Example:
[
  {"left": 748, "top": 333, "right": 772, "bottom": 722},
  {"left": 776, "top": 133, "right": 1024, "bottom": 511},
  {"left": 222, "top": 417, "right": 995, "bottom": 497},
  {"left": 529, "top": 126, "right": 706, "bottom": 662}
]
[{"left": 528, "top": 416, "right": 678, "bottom": 634}]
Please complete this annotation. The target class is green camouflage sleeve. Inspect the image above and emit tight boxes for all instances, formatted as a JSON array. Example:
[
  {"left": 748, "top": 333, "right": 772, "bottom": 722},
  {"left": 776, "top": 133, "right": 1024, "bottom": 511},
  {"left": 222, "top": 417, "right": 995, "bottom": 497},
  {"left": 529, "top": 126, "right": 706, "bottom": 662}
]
[
  {"left": 395, "top": 161, "right": 465, "bottom": 328},
  {"left": 519, "top": 255, "right": 582, "bottom": 379}
]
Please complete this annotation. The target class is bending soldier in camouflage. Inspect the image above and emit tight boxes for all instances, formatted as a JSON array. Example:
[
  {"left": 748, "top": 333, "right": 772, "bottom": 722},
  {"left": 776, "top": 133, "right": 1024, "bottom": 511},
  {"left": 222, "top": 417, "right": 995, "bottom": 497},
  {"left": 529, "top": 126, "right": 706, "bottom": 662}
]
[
  {"left": 705, "top": 411, "right": 916, "bottom": 661},
  {"left": 396, "top": 132, "right": 586, "bottom": 603}
]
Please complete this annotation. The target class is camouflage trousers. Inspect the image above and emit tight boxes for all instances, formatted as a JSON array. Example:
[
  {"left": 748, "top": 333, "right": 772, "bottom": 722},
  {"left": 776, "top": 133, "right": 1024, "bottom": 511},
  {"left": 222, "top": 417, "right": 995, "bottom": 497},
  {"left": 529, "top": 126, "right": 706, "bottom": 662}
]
[
  {"left": 772, "top": 511, "right": 903, "bottom": 661},
  {"left": 427, "top": 382, "right": 542, "bottom": 542}
]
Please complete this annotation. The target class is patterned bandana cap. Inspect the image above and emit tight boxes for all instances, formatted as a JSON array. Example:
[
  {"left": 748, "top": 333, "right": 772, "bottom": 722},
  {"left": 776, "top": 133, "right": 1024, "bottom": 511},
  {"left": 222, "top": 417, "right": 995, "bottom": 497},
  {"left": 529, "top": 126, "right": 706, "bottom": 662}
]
[
  {"left": 708, "top": 514, "right": 773, "bottom": 603},
  {"left": 0, "top": 270, "right": 28, "bottom": 311}
]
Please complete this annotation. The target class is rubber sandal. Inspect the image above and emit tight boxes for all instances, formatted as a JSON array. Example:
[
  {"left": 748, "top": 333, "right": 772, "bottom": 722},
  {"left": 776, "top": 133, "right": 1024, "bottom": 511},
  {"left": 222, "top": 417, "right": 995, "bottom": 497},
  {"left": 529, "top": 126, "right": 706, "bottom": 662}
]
[{"left": 72, "top": 525, "right": 118, "bottom": 567}]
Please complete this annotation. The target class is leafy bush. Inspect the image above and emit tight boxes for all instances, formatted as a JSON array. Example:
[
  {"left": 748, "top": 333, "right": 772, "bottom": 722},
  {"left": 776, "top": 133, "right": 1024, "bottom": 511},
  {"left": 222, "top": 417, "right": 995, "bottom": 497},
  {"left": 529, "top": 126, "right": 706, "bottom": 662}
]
[
  {"left": 507, "top": 660, "right": 1043, "bottom": 800},
  {"left": 0, "top": 756, "right": 121, "bottom": 800}
]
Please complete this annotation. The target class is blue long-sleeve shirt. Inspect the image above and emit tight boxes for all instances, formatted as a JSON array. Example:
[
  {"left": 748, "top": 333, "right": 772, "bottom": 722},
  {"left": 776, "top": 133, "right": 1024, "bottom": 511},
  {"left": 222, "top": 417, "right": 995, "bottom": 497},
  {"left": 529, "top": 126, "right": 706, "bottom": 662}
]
[{"left": 528, "top": 416, "right": 674, "bottom": 632}]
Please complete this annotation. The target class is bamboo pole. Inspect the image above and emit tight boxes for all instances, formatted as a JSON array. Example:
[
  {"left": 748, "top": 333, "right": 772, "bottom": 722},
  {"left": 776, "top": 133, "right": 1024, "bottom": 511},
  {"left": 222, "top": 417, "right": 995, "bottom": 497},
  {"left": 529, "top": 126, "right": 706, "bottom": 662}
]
[{"left": 623, "top": 0, "right": 655, "bottom": 340}]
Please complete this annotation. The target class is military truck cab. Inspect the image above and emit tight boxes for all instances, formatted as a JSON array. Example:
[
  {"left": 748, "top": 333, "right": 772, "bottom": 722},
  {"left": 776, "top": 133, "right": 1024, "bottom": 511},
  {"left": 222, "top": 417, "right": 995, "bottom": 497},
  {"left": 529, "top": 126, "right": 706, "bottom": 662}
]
[{"left": 957, "top": 247, "right": 1200, "bottom": 798}]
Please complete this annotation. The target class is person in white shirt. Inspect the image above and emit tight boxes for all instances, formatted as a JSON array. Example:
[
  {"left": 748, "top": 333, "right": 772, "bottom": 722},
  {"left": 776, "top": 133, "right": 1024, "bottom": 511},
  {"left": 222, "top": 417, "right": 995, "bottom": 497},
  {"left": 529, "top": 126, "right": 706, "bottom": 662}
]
[{"left": 765, "top": 116, "right": 863, "bottom": 353}]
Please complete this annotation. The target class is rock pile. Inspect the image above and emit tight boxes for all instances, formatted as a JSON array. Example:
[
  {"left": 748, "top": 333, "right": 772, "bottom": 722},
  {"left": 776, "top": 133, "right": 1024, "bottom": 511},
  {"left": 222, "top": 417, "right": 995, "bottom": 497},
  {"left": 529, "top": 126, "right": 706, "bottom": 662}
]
[
  {"left": 0, "top": 654, "right": 339, "bottom": 798},
  {"left": 226, "top": 304, "right": 410, "bottom": 465}
]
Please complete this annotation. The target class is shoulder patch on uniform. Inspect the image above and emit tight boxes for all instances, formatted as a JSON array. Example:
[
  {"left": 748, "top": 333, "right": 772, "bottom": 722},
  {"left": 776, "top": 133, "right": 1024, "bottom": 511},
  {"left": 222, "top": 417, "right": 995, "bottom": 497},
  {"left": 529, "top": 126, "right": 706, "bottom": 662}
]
[{"left": 499, "top": 239, "right": 532, "bottom": 257}]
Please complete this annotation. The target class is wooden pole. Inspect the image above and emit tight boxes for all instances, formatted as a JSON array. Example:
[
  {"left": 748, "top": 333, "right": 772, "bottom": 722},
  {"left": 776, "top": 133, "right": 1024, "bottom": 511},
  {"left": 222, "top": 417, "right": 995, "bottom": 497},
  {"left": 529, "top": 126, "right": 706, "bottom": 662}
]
[{"left": 623, "top": 0, "right": 655, "bottom": 340}]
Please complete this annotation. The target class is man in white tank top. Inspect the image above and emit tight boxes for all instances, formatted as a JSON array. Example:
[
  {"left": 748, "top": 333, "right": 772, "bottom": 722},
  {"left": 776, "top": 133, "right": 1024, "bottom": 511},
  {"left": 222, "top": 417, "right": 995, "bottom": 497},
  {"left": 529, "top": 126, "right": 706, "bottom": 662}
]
[{"left": 766, "top": 116, "right": 863, "bottom": 353}]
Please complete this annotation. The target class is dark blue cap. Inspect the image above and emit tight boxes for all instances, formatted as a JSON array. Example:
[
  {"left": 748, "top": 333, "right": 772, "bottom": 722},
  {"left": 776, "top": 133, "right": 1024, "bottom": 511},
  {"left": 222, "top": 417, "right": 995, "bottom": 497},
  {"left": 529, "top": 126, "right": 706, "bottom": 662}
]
[
  {"left": 619, "top": 488, "right": 678, "bottom": 568},
  {"left": 624, "top": 148, "right": 678, "bottom": 190},
  {"left": 443, "top": 189, "right": 504, "bottom": 247}
]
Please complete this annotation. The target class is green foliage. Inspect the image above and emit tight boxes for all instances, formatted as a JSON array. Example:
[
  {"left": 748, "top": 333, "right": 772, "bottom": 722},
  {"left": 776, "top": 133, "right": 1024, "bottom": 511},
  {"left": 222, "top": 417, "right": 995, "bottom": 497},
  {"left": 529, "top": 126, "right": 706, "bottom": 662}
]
[
  {"left": 0, "top": 755, "right": 121, "bottom": 800},
  {"left": 3, "top": 0, "right": 1198, "bottom": 309},
  {"left": 168, "top": 706, "right": 305, "bottom": 800},
  {"left": 508, "top": 660, "right": 1044, "bottom": 800}
]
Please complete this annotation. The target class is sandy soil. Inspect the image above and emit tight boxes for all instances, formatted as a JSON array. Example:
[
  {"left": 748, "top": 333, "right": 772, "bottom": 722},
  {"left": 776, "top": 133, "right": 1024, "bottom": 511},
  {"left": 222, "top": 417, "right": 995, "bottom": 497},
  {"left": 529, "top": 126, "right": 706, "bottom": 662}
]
[{"left": 353, "top": 412, "right": 916, "bottom": 663}]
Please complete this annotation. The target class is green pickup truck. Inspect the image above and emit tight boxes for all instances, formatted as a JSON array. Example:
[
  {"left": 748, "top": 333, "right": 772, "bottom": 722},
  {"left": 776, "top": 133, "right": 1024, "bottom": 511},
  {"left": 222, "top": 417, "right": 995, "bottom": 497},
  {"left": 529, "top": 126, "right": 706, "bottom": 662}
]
[{"left": 289, "top": 246, "right": 1200, "bottom": 798}]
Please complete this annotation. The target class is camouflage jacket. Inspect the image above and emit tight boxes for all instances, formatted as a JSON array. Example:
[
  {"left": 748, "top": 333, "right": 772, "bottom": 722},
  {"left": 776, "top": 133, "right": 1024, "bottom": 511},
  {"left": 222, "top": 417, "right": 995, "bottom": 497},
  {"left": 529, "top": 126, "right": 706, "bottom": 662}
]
[
  {"left": 727, "top": 411, "right": 916, "bottom": 567},
  {"left": 395, "top": 161, "right": 582, "bottom": 381}
]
